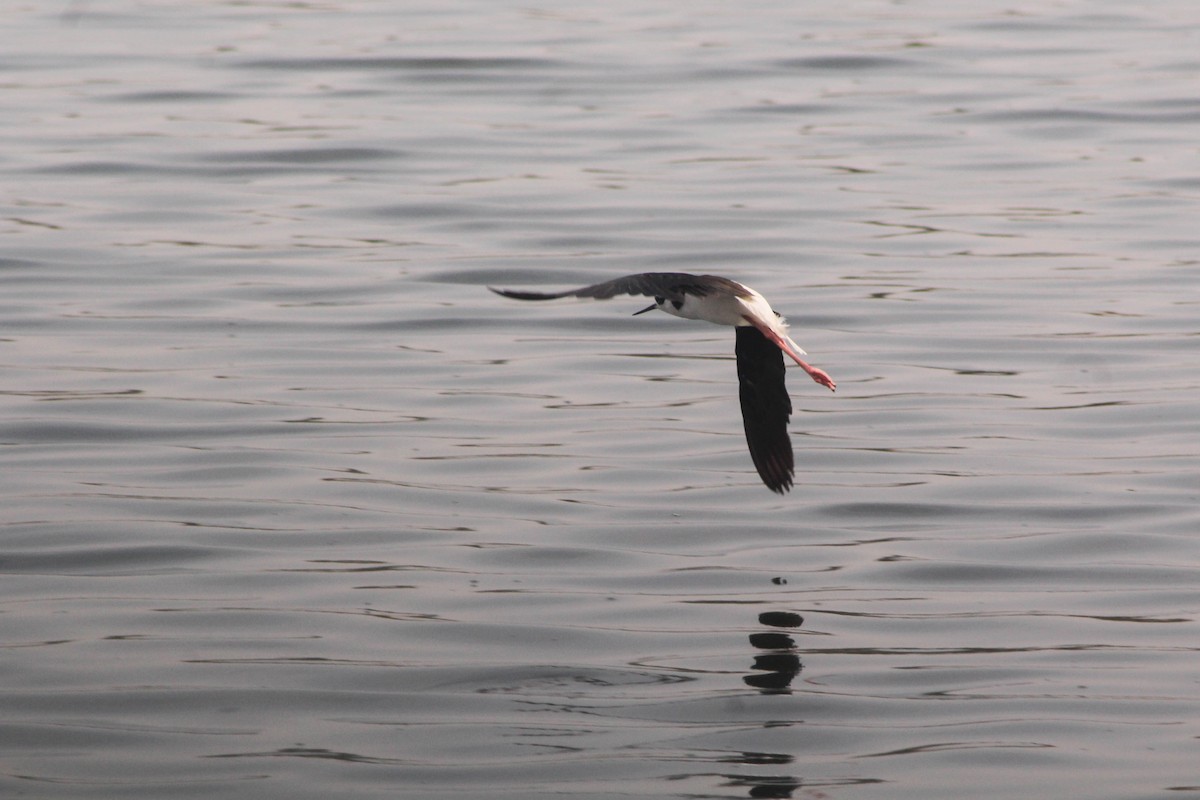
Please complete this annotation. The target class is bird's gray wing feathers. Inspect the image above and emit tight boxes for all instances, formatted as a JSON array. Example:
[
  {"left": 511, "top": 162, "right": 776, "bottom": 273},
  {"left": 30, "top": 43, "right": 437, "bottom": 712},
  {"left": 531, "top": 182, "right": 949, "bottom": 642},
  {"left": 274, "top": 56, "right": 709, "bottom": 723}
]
[{"left": 489, "top": 272, "right": 750, "bottom": 303}]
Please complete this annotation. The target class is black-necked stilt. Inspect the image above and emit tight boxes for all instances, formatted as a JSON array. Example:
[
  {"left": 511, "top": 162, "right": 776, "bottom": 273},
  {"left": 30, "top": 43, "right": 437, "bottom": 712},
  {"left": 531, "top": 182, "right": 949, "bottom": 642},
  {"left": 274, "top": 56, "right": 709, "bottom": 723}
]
[{"left": 490, "top": 272, "right": 835, "bottom": 493}]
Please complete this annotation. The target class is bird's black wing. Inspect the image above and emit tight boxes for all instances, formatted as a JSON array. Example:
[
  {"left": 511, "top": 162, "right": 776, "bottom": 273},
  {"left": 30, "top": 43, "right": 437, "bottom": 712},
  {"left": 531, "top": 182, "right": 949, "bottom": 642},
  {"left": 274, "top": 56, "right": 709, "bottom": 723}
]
[
  {"left": 735, "top": 326, "right": 794, "bottom": 494},
  {"left": 489, "top": 272, "right": 751, "bottom": 303}
]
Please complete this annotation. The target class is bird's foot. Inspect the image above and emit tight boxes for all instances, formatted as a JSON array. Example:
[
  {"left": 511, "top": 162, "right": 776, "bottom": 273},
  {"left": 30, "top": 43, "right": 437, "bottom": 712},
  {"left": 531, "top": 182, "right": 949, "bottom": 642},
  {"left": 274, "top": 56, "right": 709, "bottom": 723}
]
[{"left": 806, "top": 366, "right": 836, "bottom": 392}]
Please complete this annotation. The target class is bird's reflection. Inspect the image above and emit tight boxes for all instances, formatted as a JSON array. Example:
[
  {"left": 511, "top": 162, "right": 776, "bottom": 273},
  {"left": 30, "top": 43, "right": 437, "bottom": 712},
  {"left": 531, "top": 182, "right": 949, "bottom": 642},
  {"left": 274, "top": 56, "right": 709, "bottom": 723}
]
[
  {"left": 744, "top": 610, "right": 803, "bottom": 693},
  {"left": 722, "top": 773, "right": 804, "bottom": 798}
]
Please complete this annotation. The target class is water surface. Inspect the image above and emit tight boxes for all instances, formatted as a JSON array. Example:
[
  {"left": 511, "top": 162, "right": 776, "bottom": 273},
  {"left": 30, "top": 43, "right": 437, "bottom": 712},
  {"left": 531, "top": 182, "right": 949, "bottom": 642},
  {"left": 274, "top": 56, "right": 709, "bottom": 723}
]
[{"left": 2, "top": 2, "right": 1198, "bottom": 798}]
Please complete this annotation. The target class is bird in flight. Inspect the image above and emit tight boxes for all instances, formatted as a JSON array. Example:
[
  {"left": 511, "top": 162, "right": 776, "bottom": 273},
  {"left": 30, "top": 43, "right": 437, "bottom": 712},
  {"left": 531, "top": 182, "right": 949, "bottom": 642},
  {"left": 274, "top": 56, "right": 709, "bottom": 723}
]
[{"left": 489, "top": 272, "right": 836, "bottom": 493}]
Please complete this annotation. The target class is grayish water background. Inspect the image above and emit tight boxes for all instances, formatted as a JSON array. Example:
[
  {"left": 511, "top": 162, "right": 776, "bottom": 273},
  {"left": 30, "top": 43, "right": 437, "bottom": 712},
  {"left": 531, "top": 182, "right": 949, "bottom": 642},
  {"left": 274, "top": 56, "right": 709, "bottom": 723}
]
[{"left": 2, "top": 1, "right": 1198, "bottom": 797}]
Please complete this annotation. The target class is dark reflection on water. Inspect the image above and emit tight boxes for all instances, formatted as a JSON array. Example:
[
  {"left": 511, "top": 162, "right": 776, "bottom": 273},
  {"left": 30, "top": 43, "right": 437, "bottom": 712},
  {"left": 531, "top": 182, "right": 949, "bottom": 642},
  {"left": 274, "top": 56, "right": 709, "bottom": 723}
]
[
  {"left": 746, "top": 611, "right": 805, "bottom": 692},
  {"left": 2, "top": 1, "right": 1199, "bottom": 799}
]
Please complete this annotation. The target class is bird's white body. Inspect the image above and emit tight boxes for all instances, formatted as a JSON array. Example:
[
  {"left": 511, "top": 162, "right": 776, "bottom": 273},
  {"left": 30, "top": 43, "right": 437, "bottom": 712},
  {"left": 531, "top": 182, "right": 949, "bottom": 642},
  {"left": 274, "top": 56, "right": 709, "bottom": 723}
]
[{"left": 653, "top": 282, "right": 809, "bottom": 357}]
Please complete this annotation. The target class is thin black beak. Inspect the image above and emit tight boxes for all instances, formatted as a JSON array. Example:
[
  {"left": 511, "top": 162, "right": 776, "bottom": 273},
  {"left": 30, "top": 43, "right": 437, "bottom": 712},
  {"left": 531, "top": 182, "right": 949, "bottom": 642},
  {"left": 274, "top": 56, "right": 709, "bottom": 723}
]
[{"left": 632, "top": 303, "right": 658, "bottom": 316}]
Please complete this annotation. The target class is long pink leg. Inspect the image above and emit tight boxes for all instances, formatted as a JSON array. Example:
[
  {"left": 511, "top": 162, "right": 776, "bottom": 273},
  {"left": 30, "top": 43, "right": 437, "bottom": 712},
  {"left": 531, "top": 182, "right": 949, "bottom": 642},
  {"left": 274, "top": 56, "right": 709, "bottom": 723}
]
[{"left": 745, "top": 317, "right": 837, "bottom": 392}]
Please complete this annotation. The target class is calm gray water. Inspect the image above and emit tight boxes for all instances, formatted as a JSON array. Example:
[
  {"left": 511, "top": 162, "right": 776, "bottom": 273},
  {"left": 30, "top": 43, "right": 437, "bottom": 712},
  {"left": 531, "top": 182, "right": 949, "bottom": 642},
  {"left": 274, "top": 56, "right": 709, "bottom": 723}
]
[{"left": 2, "top": 2, "right": 1198, "bottom": 798}]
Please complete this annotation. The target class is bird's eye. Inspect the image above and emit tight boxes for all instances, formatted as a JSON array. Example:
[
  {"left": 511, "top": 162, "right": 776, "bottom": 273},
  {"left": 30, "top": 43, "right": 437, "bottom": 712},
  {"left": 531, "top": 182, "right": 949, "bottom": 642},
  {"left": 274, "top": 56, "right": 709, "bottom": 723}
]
[{"left": 654, "top": 296, "right": 665, "bottom": 305}]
